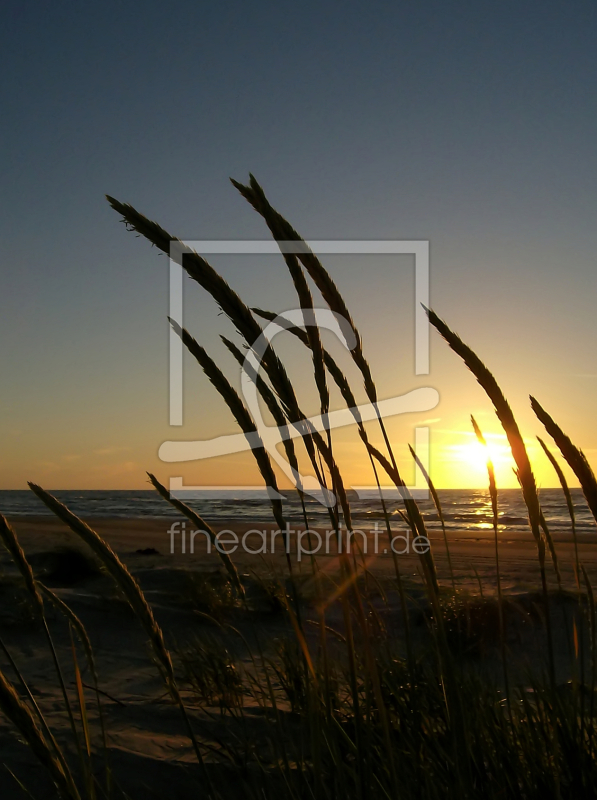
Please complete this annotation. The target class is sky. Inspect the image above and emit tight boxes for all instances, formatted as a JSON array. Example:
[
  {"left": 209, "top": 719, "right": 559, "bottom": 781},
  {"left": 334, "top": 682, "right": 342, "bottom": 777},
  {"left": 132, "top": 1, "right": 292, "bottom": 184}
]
[{"left": 1, "top": 1, "right": 596, "bottom": 493}]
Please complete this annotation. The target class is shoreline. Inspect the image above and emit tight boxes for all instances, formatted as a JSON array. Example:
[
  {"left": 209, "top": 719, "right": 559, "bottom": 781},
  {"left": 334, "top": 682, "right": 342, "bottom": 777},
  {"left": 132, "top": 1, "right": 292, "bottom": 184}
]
[
  {"left": 6, "top": 514, "right": 597, "bottom": 541},
  {"left": 4, "top": 516, "right": 597, "bottom": 592}
]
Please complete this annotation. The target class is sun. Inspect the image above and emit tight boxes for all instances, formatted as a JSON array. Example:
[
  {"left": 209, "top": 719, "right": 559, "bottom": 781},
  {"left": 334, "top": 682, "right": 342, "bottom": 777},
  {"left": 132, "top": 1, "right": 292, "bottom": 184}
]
[
  {"left": 456, "top": 439, "right": 498, "bottom": 470},
  {"left": 441, "top": 434, "right": 516, "bottom": 487}
]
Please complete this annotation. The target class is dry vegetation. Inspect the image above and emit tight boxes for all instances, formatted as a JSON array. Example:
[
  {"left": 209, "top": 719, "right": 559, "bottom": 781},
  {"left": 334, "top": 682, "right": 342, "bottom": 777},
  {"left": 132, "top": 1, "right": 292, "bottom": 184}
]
[{"left": 2, "top": 177, "right": 597, "bottom": 798}]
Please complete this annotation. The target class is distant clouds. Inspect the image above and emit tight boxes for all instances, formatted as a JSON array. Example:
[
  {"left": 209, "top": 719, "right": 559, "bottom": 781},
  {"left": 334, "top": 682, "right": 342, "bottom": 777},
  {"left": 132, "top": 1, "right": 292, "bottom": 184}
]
[{"left": 93, "top": 446, "right": 131, "bottom": 456}]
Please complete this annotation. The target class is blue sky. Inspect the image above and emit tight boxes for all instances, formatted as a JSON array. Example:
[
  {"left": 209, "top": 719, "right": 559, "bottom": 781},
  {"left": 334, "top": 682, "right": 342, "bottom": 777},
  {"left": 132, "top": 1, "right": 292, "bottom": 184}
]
[{"left": 1, "top": 1, "right": 596, "bottom": 490}]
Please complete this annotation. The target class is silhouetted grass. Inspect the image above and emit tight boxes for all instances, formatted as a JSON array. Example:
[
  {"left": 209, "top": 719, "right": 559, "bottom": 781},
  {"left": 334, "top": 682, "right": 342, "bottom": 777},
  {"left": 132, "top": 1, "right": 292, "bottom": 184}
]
[{"left": 1, "top": 179, "right": 596, "bottom": 799}]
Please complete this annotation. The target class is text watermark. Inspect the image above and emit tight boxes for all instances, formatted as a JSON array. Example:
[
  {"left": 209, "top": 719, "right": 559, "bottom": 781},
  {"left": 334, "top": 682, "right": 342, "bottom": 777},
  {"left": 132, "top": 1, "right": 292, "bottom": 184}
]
[
  {"left": 162, "top": 240, "right": 437, "bottom": 502},
  {"left": 167, "top": 521, "right": 431, "bottom": 561}
]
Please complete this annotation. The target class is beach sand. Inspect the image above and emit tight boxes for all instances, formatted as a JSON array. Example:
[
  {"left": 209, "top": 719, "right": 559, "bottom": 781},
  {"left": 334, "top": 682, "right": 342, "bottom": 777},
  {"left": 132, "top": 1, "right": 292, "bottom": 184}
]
[
  {"left": 1, "top": 516, "right": 596, "bottom": 796},
  {"left": 7, "top": 515, "right": 597, "bottom": 591}
]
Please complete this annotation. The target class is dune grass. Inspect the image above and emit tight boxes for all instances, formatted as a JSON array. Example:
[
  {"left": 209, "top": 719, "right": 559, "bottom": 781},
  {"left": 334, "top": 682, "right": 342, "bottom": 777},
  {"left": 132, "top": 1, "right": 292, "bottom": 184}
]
[{"left": 1, "top": 179, "right": 597, "bottom": 798}]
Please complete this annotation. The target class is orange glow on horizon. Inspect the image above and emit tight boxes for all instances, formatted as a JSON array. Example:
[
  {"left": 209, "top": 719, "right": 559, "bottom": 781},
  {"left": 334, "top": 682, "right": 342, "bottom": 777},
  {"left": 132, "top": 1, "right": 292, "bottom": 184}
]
[{"left": 430, "top": 433, "right": 519, "bottom": 489}]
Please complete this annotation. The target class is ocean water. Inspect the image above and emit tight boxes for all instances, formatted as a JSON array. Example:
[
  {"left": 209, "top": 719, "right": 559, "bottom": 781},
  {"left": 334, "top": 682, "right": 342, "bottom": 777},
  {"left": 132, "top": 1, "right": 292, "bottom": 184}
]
[{"left": 0, "top": 488, "right": 594, "bottom": 535}]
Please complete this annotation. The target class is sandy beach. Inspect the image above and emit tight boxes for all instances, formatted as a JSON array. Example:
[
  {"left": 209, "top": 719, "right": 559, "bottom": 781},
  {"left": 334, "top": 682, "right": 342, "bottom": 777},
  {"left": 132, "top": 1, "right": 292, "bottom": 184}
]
[
  {"left": 7, "top": 515, "right": 597, "bottom": 590},
  {"left": 1, "top": 515, "right": 596, "bottom": 797}
]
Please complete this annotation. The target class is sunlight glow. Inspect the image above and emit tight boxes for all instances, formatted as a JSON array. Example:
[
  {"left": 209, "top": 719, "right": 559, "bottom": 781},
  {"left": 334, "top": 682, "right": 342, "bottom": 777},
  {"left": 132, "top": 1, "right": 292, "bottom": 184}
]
[
  {"left": 454, "top": 439, "right": 508, "bottom": 470},
  {"left": 438, "top": 433, "right": 518, "bottom": 488}
]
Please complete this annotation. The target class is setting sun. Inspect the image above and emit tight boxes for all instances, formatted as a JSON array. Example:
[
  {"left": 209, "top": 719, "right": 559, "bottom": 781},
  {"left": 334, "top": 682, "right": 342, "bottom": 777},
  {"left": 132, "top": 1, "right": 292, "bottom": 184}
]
[{"left": 440, "top": 433, "right": 517, "bottom": 487}]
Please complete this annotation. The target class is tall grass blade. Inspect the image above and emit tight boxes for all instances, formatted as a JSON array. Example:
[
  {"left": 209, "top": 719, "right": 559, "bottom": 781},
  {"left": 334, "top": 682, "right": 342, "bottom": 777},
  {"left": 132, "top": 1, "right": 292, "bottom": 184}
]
[
  {"left": 147, "top": 472, "right": 244, "bottom": 597},
  {"left": 232, "top": 180, "right": 433, "bottom": 602},
  {"left": 538, "top": 509, "right": 562, "bottom": 590},
  {"left": 4, "top": 766, "right": 37, "bottom": 800},
  {"left": 531, "top": 397, "right": 597, "bottom": 525},
  {"left": 253, "top": 307, "right": 416, "bottom": 661},
  {"left": 70, "top": 629, "right": 91, "bottom": 758},
  {"left": 0, "top": 666, "right": 80, "bottom": 800},
  {"left": 424, "top": 310, "right": 555, "bottom": 683},
  {"left": 107, "top": 195, "right": 308, "bottom": 431},
  {"left": 221, "top": 335, "right": 303, "bottom": 493},
  {"left": 426, "top": 308, "right": 542, "bottom": 545},
  {"left": 0, "top": 515, "right": 44, "bottom": 615},
  {"left": 69, "top": 628, "right": 95, "bottom": 800},
  {"left": 107, "top": 195, "right": 358, "bottom": 546},
  {"left": 538, "top": 436, "right": 581, "bottom": 585},
  {"left": 231, "top": 175, "right": 376, "bottom": 403},
  {"left": 409, "top": 443, "right": 455, "bottom": 591},
  {"left": 232, "top": 178, "right": 329, "bottom": 416},
  {"left": 0, "top": 515, "right": 86, "bottom": 777},
  {"left": 0, "top": 634, "right": 74, "bottom": 793},
  {"left": 169, "top": 318, "right": 286, "bottom": 531},
  {"left": 471, "top": 415, "right": 511, "bottom": 710},
  {"left": 26, "top": 484, "right": 212, "bottom": 787},
  {"left": 27, "top": 485, "right": 174, "bottom": 682},
  {"left": 221, "top": 335, "right": 316, "bottom": 561},
  {"left": 40, "top": 584, "right": 112, "bottom": 796}
]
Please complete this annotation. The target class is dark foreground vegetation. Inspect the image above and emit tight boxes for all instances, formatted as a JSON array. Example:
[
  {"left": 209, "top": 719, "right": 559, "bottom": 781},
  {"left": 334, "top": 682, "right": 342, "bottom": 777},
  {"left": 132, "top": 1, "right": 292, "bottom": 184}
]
[{"left": 2, "top": 178, "right": 597, "bottom": 799}]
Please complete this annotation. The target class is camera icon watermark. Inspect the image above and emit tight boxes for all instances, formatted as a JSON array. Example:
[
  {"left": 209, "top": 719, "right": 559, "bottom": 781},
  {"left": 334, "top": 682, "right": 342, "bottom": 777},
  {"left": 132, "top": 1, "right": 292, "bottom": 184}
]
[{"left": 159, "top": 240, "right": 438, "bottom": 503}]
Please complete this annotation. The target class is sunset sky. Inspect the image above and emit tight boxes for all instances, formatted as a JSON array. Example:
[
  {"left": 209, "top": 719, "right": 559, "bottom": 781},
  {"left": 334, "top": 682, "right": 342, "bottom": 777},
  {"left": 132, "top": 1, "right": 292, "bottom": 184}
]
[{"left": 2, "top": 2, "right": 596, "bottom": 492}]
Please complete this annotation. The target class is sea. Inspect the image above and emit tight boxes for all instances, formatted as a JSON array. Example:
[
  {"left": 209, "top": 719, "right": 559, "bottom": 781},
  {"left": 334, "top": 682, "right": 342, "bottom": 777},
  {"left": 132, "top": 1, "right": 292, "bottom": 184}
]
[{"left": 0, "top": 489, "right": 594, "bottom": 535}]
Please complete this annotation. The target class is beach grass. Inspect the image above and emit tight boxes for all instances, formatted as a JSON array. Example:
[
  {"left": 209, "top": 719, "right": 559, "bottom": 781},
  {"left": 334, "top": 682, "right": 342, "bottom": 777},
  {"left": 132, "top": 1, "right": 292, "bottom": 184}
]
[{"left": 1, "top": 179, "right": 597, "bottom": 798}]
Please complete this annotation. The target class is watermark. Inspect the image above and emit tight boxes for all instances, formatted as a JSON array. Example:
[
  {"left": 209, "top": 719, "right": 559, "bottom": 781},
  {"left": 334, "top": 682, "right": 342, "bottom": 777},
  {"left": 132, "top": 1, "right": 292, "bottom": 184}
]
[
  {"left": 161, "top": 240, "right": 438, "bottom": 502},
  {"left": 167, "top": 521, "right": 431, "bottom": 561}
]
